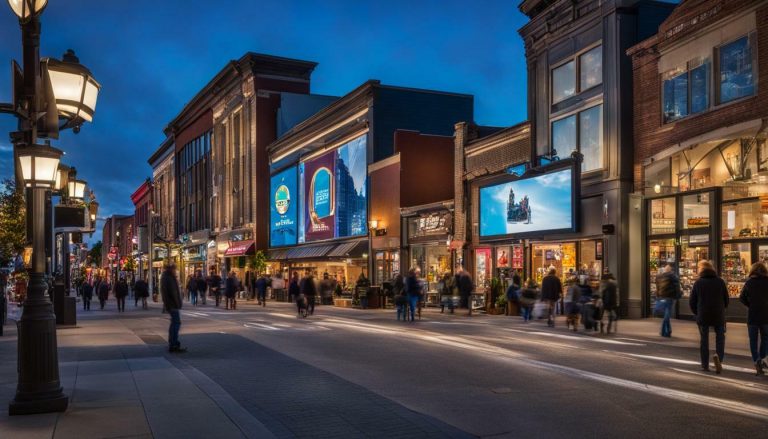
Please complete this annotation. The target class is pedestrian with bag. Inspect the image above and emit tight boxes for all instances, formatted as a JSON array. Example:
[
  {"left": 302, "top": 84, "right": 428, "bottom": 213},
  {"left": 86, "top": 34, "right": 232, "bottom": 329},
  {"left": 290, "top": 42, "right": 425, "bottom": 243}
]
[
  {"left": 690, "top": 260, "right": 729, "bottom": 373},
  {"left": 739, "top": 261, "right": 768, "bottom": 375},
  {"left": 519, "top": 279, "right": 539, "bottom": 322},
  {"left": 540, "top": 268, "right": 562, "bottom": 327},
  {"left": 564, "top": 277, "right": 582, "bottom": 332},
  {"left": 161, "top": 263, "right": 186, "bottom": 353},
  {"left": 655, "top": 263, "right": 681, "bottom": 337},
  {"left": 600, "top": 272, "right": 619, "bottom": 334},
  {"left": 299, "top": 271, "right": 317, "bottom": 315}
]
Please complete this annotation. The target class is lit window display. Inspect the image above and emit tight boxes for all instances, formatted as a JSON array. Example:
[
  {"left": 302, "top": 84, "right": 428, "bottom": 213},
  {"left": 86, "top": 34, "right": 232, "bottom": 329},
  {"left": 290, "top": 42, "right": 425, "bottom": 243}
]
[
  {"left": 649, "top": 198, "right": 676, "bottom": 235},
  {"left": 648, "top": 238, "right": 676, "bottom": 300},
  {"left": 722, "top": 242, "right": 750, "bottom": 298},
  {"left": 679, "top": 234, "right": 709, "bottom": 298},
  {"left": 721, "top": 199, "right": 768, "bottom": 239},
  {"left": 681, "top": 193, "right": 710, "bottom": 230},
  {"left": 532, "top": 243, "right": 576, "bottom": 285}
]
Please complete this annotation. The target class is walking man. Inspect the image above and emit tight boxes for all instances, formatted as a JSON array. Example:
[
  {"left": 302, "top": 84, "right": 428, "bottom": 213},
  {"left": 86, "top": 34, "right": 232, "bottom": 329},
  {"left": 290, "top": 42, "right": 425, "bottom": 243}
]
[
  {"left": 255, "top": 273, "right": 268, "bottom": 307},
  {"left": 225, "top": 271, "right": 239, "bottom": 310},
  {"left": 195, "top": 270, "right": 207, "bottom": 306},
  {"left": 134, "top": 276, "right": 149, "bottom": 310},
  {"left": 299, "top": 271, "right": 317, "bottom": 315},
  {"left": 115, "top": 276, "right": 128, "bottom": 312},
  {"left": 655, "top": 263, "right": 681, "bottom": 337},
  {"left": 540, "top": 268, "right": 562, "bottom": 327},
  {"left": 81, "top": 280, "right": 93, "bottom": 311},
  {"left": 208, "top": 269, "right": 222, "bottom": 307},
  {"left": 405, "top": 268, "right": 423, "bottom": 322},
  {"left": 690, "top": 260, "right": 728, "bottom": 373},
  {"left": 161, "top": 263, "right": 186, "bottom": 353},
  {"left": 739, "top": 262, "right": 768, "bottom": 375}
]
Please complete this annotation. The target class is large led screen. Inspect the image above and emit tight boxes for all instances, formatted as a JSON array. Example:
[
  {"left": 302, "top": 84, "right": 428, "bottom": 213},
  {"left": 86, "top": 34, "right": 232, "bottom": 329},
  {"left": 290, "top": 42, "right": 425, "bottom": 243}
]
[
  {"left": 303, "top": 150, "right": 336, "bottom": 242},
  {"left": 335, "top": 135, "right": 367, "bottom": 238},
  {"left": 479, "top": 167, "right": 574, "bottom": 237},
  {"left": 270, "top": 166, "right": 298, "bottom": 247}
]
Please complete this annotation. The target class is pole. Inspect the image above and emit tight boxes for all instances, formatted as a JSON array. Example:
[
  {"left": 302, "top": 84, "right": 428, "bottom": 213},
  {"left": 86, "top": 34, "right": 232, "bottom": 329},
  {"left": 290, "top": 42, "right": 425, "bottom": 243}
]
[{"left": 148, "top": 214, "right": 153, "bottom": 297}]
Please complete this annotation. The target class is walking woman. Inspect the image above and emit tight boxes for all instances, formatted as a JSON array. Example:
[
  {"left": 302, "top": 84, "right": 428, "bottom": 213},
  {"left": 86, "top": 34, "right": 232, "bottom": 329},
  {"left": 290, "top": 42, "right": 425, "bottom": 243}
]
[
  {"left": 690, "top": 260, "right": 729, "bottom": 373},
  {"left": 739, "top": 262, "right": 768, "bottom": 375}
]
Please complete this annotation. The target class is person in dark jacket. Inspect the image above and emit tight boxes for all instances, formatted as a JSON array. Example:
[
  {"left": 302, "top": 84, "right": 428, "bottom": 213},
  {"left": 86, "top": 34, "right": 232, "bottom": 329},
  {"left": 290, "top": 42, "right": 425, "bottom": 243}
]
[
  {"left": 540, "top": 268, "right": 562, "bottom": 327},
  {"left": 115, "top": 277, "right": 129, "bottom": 312},
  {"left": 505, "top": 275, "right": 521, "bottom": 317},
  {"left": 519, "top": 279, "right": 539, "bottom": 323},
  {"left": 161, "top": 263, "right": 185, "bottom": 353},
  {"left": 600, "top": 272, "right": 619, "bottom": 334},
  {"left": 405, "top": 269, "right": 422, "bottom": 322},
  {"left": 134, "top": 277, "right": 149, "bottom": 310},
  {"left": 455, "top": 269, "right": 474, "bottom": 315},
  {"left": 655, "top": 263, "right": 681, "bottom": 337},
  {"left": 739, "top": 262, "right": 768, "bottom": 375},
  {"left": 81, "top": 280, "right": 93, "bottom": 311},
  {"left": 207, "top": 269, "right": 223, "bottom": 307},
  {"left": 299, "top": 271, "right": 317, "bottom": 315},
  {"left": 225, "top": 271, "right": 239, "bottom": 310},
  {"left": 288, "top": 272, "right": 300, "bottom": 304},
  {"left": 195, "top": 270, "right": 207, "bottom": 305},
  {"left": 690, "top": 260, "right": 729, "bottom": 373},
  {"left": 96, "top": 276, "right": 110, "bottom": 310},
  {"left": 255, "top": 274, "right": 268, "bottom": 307}
]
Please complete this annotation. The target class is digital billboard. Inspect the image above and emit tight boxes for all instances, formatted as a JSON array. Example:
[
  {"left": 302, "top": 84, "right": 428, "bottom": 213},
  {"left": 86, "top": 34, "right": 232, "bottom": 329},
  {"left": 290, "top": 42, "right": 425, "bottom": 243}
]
[
  {"left": 270, "top": 166, "right": 298, "bottom": 247},
  {"left": 479, "top": 167, "right": 575, "bottom": 238},
  {"left": 303, "top": 150, "right": 336, "bottom": 242},
  {"left": 335, "top": 135, "right": 367, "bottom": 238}
]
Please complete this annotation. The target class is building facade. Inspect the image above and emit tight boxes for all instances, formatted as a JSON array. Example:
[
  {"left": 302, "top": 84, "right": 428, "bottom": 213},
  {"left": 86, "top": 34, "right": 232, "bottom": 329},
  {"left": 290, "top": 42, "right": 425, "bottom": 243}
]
[
  {"left": 100, "top": 214, "right": 134, "bottom": 282},
  {"left": 130, "top": 179, "right": 153, "bottom": 281},
  {"left": 630, "top": 0, "right": 768, "bottom": 320}
]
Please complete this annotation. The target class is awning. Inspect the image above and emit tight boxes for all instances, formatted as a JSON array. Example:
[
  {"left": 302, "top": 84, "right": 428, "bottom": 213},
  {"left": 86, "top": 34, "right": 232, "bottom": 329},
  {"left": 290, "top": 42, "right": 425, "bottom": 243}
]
[
  {"left": 224, "top": 240, "right": 255, "bottom": 257},
  {"left": 267, "top": 248, "right": 289, "bottom": 261},
  {"left": 286, "top": 244, "right": 335, "bottom": 260},
  {"left": 327, "top": 239, "right": 368, "bottom": 258}
]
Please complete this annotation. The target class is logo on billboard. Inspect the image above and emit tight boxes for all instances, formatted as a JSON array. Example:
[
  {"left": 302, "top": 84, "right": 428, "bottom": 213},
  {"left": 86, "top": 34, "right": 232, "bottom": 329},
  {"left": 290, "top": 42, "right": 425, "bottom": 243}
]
[
  {"left": 309, "top": 166, "right": 334, "bottom": 231},
  {"left": 275, "top": 184, "right": 290, "bottom": 215}
]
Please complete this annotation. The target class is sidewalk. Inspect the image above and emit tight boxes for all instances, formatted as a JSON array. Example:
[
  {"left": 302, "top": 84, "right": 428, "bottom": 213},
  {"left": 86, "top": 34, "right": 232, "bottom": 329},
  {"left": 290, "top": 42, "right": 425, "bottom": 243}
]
[{"left": 0, "top": 312, "right": 272, "bottom": 439}]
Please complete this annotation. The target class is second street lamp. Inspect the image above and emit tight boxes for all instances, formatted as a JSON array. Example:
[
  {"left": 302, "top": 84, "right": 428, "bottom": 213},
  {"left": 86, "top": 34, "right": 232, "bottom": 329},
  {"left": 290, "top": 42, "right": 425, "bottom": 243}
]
[
  {"left": 43, "top": 50, "right": 101, "bottom": 131},
  {"left": 7, "top": 0, "right": 47, "bottom": 22}
]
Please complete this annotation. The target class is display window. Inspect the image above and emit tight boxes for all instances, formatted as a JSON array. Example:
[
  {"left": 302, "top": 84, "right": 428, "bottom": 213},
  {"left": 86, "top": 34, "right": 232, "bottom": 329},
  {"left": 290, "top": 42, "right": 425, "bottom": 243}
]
[
  {"left": 682, "top": 193, "right": 710, "bottom": 230},
  {"left": 649, "top": 197, "right": 676, "bottom": 235},
  {"left": 679, "top": 235, "right": 709, "bottom": 297},
  {"left": 511, "top": 244, "right": 524, "bottom": 270},
  {"left": 375, "top": 251, "right": 400, "bottom": 284},
  {"left": 532, "top": 243, "right": 576, "bottom": 285},
  {"left": 474, "top": 248, "right": 492, "bottom": 293},
  {"left": 578, "top": 240, "right": 603, "bottom": 287},
  {"left": 721, "top": 199, "right": 768, "bottom": 240},
  {"left": 722, "top": 242, "right": 751, "bottom": 298},
  {"left": 648, "top": 238, "right": 676, "bottom": 300}
]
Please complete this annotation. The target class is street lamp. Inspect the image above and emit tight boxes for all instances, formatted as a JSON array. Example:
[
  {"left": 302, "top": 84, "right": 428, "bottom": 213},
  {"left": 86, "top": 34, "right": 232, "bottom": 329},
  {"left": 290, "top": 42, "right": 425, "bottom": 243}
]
[
  {"left": 11, "top": 142, "right": 68, "bottom": 415},
  {"left": 67, "top": 176, "right": 86, "bottom": 200},
  {"left": 43, "top": 50, "right": 101, "bottom": 130},
  {"left": 7, "top": 0, "right": 47, "bottom": 21}
]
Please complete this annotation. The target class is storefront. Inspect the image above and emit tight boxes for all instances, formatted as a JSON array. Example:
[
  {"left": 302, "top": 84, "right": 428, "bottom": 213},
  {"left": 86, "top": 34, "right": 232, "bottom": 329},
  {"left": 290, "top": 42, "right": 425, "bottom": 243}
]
[
  {"left": 643, "top": 135, "right": 768, "bottom": 321},
  {"left": 406, "top": 211, "right": 453, "bottom": 306}
]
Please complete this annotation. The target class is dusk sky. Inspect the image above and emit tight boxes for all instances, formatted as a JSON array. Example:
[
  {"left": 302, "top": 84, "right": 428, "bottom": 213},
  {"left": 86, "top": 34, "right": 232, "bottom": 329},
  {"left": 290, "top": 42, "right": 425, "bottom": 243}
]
[{"left": 0, "top": 0, "right": 530, "bottom": 244}]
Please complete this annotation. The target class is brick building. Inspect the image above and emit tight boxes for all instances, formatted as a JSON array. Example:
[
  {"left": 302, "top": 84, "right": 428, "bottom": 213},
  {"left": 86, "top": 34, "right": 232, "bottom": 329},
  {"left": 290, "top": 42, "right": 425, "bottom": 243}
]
[
  {"left": 130, "top": 179, "right": 152, "bottom": 281},
  {"left": 629, "top": 0, "right": 768, "bottom": 320},
  {"left": 100, "top": 214, "right": 134, "bottom": 282}
]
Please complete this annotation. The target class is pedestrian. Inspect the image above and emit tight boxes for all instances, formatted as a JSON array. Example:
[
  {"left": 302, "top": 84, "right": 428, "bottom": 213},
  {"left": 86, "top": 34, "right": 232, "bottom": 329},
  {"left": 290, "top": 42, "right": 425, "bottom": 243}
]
[
  {"left": 244, "top": 270, "right": 252, "bottom": 300},
  {"left": 207, "top": 269, "right": 222, "bottom": 307},
  {"left": 540, "top": 268, "right": 562, "bottom": 327},
  {"left": 288, "top": 272, "right": 300, "bottom": 304},
  {"left": 271, "top": 272, "right": 285, "bottom": 302},
  {"left": 96, "top": 276, "right": 110, "bottom": 310},
  {"left": 405, "top": 268, "right": 422, "bottom": 322},
  {"left": 255, "top": 273, "right": 268, "bottom": 307},
  {"left": 134, "top": 276, "right": 149, "bottom": 310},
  {"left": 577, "top": 276, "right": 598, "bottom": 332},
  {"left": 115, "top": 277, "right": 129, "bottom": 312},
  {"left": 395, "top": 289, "right": 408, "bottom": 321},
  {"left": 564, "top": 277, "right": 581, "bottom": 332},
  {"left": 519, "top": 279, "right": 539, "bottom": 322},
  {"left": 320, "top": 272, "right": 335, "bottom": 306},
  {"left": 161, "top": 263, "right": 185, "bottom": 353},
  {"left": 655, "top": 263, "right": 682, "bottom": 337},
  {"left": 299, "top": 270, "right": 317, "bottom": 315},
  {"left": 600, "top": 272, "right": 619, "bottom": 334},
  {"left": 690, "top": 260, "right": 729, "bottom": 373},
  {"left": 739, "top": 261, "right": 768, "bottom": 375},
  {"left": 81, "top": 279, "right": 93, "bottom": 311},
  {"left": 195, "top": 270, "right": 207, "bottom": 306},
  {"left": 505, "top": 274, "right": 521, "bottom": 317},
  {"left": 456, "top": 268, "right": 474, "bottom": 315},
  {"left": 186, "top": 273, "right": 197, "bottom": 306},
  {"left": 225, "top": 271, "right": 239, "bottom": 310}
]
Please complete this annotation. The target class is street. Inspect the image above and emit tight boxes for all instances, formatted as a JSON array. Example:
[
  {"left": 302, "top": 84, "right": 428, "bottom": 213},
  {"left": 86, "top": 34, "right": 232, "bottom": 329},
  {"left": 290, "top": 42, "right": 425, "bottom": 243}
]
[{"left": 2, "top": 297, "right": 767, "bottom": 438}]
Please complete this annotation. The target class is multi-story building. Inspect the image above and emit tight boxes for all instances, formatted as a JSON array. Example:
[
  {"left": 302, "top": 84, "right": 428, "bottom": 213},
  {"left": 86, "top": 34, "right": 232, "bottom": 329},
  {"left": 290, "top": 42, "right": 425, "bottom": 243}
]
[
  {"left": 100, "top": 214, "right": 134, "bottom": 282},
  {"left": 148, "top": 136, "right": 175, "bottom": 244},
  {"left": 629, "top": 0, "right": 768, "bottom": 321},
  {"left": 130, "top": 178, "right": 152, "bottom": 281},
  {"left": 266, "top": 80, "right": 474, "bottom": 288}
]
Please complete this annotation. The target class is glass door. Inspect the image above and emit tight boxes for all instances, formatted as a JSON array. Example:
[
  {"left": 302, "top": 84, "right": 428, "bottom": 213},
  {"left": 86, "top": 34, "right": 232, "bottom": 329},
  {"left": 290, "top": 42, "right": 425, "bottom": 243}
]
[
  {"left": 721, "top": 242, "right": 751, "bottom": 299},
  {"left": 649, "top": 238, "right": 676, "bottom": 313},
  {"left": 679, "top": 235, "right": 709, "bottom": 298}
]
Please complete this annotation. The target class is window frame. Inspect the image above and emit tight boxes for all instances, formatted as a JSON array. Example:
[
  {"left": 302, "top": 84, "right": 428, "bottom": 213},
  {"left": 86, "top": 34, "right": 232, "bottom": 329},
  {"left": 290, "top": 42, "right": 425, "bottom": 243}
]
[
  {"left": 549, "top": 102, "right": 605, "bottom": 173},
  {"left": 715, "top": 33, "right": 757, "bottom": 106},
  {"left": 550, "top": 42, "right": 603, "bottom": 105}
]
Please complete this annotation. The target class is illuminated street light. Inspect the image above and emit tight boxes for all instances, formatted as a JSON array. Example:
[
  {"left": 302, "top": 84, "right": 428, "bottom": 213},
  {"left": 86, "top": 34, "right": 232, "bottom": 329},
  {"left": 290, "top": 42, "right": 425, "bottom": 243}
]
[
  {"left": 6, "top": 0, "right": 47, "bottom": 21},
  {"left": 43, "top": 50, "right": 101, "bottom": 129}
]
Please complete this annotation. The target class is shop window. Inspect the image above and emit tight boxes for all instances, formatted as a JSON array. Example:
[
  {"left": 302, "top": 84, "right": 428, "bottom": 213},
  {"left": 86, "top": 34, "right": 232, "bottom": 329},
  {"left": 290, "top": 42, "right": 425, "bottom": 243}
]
[
  {"left": 578, "top": 240, "right": 603, "bottom": 287},
  {"left": 681, "top": 193, "right": 710, "bottom": 229},
  {"left": 579, "top": 45, "right": 602, "bottom": 91},
  {"left": 649, "top": 197, "right": 676, "bottom": 235},
  {"left": 551, "top": 104, "right": 603, "bottom": 172},
  {"left": 648, "top": 238, "right": 676, "bottom": 303},
  {"left": 679, "top": 234, "right": 709, "bottom": 298},
  {"left": 532, "top": 243, "right": 576, "bottom": 285},
  {"left": 721, "top": 200, "right": 768, "bottom": 239},
  {"left": 552, "top": 61, "right": 575, "bottom": 103},
  {"left": 690, "top": 62, "right": 709, "bottom": 114},
  {"left": 722, "top": 242, "right": 750, "bottom": 298},
  {"left": 718, "top": 35, "right": 755, "bottom": 104}
]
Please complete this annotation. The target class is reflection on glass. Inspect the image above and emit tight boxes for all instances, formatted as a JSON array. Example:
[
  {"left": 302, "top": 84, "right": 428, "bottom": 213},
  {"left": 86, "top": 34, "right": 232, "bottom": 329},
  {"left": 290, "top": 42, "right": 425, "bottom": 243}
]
[
  {"left": 690, "top": 62, "right": 709, "bottom": 114},
  {"left": 721, "top": 200, "right": 768, "bottom": 239},
  {"left": 552, "top": 61, "right": 575, "bottom": 103},
  {"left": 552, "top": 115, "right": 576, "bottom": 158},
  {"left": 663, "top": 71, "right": 688, "bottom": 122},
  {"left": 649, "top": 198, "right": 676, "bottom": 235},
  {"left": 579, "top": 105, "right": 603, "bottom": 172},
  {"left": 649, "top": 239, "right": 676, "bottom": 310},
  {"left": 679, "top": 235, "right": 709, "bottom": 298},
  {"left": 719, "top": 36, "right": 754, "bottom": 103},
  {"left": 580, "top": 46, "right": 602, "bottom": 91},
  {"left": 722, "top": 242, "right": 750, "bottom": 298},
  {"left": 682, "top": 193, "right": 710, "bottom": 229}
]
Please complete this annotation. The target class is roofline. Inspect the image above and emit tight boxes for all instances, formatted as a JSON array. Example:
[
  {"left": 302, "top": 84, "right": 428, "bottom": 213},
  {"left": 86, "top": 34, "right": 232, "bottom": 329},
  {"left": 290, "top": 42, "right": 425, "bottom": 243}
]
[
  {"left": 147, "top": 136, "right": 174, "bottom": 166},
  {"left": 466, "top": 120, "right": 531, "bottom": 148},
  {"left": 130, "top": 178, "right": 152, "bottom": 205}
]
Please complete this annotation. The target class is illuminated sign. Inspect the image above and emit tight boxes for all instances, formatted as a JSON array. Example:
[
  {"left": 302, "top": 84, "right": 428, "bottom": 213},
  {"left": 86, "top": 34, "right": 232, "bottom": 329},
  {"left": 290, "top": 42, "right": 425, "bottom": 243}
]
[{"left": 270, "top": 166, "right": 298, "bottom": 247}]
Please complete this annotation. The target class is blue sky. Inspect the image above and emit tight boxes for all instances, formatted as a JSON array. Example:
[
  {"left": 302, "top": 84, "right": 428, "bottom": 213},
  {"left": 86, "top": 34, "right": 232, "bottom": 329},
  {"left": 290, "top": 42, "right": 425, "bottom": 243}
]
[
  {"left": 480, "top": 168, "right": 573, "bottom": 236},
  {"left": 0, "top": 0, "right": 530, "bottom": 244}
]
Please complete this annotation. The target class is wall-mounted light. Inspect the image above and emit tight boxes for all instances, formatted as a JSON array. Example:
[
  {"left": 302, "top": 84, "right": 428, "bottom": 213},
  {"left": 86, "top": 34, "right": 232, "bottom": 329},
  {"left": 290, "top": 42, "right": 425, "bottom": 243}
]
[{"left": 369, "top": 219, "right": 379, "bottom": 230}]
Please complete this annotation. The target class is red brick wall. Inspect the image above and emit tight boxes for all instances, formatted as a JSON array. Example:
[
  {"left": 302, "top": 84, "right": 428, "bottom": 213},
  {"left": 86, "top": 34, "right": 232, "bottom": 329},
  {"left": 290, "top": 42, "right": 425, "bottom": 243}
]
[
  {"left": 632, "top": 2, "right": 768, "bottom": 190},
  {"left": 395, "top": 130, "right": 454, "bottom": 208},
  {"left": 369, "top": 161, "right": 401, "bottom": 247}
]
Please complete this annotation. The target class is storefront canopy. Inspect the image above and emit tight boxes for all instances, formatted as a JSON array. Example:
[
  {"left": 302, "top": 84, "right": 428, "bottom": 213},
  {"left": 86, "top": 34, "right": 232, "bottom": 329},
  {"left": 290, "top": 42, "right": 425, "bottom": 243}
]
[
  {"left": 286, "top": 244, "right": 335, "bottom": 260},
  {"left": 224, "top": 240, "right": 255, "bottom": 257},
  {"left": 327, "top": 239, "right": 367, "bottom": 258},
  {"left": 267, "top": 248, "right": 289, "bottom": 261}
]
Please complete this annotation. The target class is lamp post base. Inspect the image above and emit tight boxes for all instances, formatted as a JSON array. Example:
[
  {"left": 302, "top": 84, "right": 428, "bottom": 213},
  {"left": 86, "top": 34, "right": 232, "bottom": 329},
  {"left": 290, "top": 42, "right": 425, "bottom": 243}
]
[{"left": 9, "top": 272, "right": 68, "bottom": 416}]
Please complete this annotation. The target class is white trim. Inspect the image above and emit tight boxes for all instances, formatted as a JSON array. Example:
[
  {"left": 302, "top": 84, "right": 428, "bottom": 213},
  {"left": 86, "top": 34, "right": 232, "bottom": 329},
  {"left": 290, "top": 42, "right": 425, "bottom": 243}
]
[{"left": 298, "top": 129, "right": 369, "bottom": 163}]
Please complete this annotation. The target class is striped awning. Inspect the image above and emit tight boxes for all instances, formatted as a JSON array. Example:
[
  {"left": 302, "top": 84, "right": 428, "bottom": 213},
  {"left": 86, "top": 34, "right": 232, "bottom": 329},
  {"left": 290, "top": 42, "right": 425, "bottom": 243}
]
[
  {"left": 327, "top": 239, "right": 368, "bottom": 258},
  {"left": 286, "top": 244, "right": 335, "bottom": 260},
  {"left": 267, "top": 248, "right": 289, "bottom": 261}
]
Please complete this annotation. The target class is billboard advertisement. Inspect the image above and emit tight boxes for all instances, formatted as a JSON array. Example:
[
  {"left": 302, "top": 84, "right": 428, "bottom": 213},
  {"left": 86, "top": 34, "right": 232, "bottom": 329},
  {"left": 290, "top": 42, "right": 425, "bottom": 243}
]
[
  {"left": 479, "top": 166, "right": 576, "bottom": 238},
  {"left": 270, "top": 166, "right": 298, "bottom": 247},
  {"left": 303, "top": 150, "right": 336, "bottom": 242},
  {"left": 335, "top": 135, "right": 367, "bottom": 238}
]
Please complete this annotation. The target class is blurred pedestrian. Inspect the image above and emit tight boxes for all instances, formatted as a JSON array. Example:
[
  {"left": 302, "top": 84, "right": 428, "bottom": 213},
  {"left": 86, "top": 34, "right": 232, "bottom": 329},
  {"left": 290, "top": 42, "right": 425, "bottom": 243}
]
[
  {"left": 655, "top": 263, "right": 681, "bottom": 337},
  {"left": 519, "top": 279, "right": 539, "bottom": 322},
  {"left": 186, "top": 273, "right": 197, "bottom": 306},
  {"left": 395, "top": 289, "right": 408, "bottom": 321},
  {"left": 255, "top": 273, "right": 268, "bottom": 307},
  {"left": 161, "top": 263, "right": 185, "bottom": 353},
  {"left": 81, "top": 279, "right": 93, "bottom": 311},
  {"left": 95, "top": 276, "right": 110, "bottom": 310},
  {"left": 115, "top": 277, "right": 129, "bottom": 312},
  {"left": 405, "top": 268, "right": 422, "bottom": 322},
  {"left": 271, "top": 272, "right": 285, "bottom": 302},
  {"left": 541, "top": 268, "right": 562, "bottom": 327},
  {"left": 288, "top": 272, "right": 300, "bottom": 304},
  {"left": 456, "top": 268, "right": 474, "bottom": 314},
  {"left": 505, "top": 274, "right": 521, "bottom": 317},
  {"left": 320, "top": 272, "right": 335, "bottom": 306},
  {"left": 300, "top": 270, "right": 317, "bottom": 315},
  {"left": 739, "top": 262, "right": 768, "bottom": 375},
  {"left": 195, "top": 270, "right": 207, "bottom": 306},
  {"left": 225, "top": 271, "right": 239, "bottom": 310},
  {"left": 134, "top": 276, "right": 149, "bottom": 310},
  {"left": 207, "top": 269, "right": 222, "bottom": 307},
  {"left": 564, "top": 277, "right": 581, "bottom": 332},
  {"left": 690, "top": 260, "right": 729, "bottom": 373},
  {"left": 600, "top": 272, "right": 619, "bottom": 334}
]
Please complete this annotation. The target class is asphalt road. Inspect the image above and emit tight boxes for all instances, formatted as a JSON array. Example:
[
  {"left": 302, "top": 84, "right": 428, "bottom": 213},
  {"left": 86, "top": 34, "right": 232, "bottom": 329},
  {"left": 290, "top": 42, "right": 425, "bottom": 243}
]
[{"left": 78, "top": 298, "right": 768, "bottom": 438}]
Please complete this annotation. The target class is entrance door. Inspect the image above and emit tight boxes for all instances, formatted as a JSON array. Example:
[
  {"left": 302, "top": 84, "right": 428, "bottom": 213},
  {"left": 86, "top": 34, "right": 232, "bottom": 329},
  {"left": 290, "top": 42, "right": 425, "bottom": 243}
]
[{"left": 648, "top": 238, "right": 676, "bottom": 315}]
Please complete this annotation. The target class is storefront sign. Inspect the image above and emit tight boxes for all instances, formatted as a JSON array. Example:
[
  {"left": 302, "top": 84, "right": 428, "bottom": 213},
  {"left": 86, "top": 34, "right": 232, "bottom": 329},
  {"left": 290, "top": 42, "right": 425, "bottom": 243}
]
[
  {"left": 303, "top": 150, "right": 336, "bottom": 242},
  {"left": 411, "top": 212, "right": 452, "bottom": 239},
  {"left": 479, "top": 165, "right": 577, "bottom": 238},
  {"left": 270, "top": 166, "right": 298, "bottom": 247}
]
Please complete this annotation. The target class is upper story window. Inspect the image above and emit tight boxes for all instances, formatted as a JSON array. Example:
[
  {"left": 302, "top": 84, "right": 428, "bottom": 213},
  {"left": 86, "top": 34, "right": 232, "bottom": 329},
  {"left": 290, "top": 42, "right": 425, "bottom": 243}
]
[
  {"left": 551, "top": 44, "right": 602, "bottom": 104},
  {"left": 662, "top": 59, "right": 709, "bottom": 123},
  {"left": 551, "top": 103, "right": 603, "bottom": 172},
  {"left": 718, "top": 35, "right": 755, "bottom": 104}
]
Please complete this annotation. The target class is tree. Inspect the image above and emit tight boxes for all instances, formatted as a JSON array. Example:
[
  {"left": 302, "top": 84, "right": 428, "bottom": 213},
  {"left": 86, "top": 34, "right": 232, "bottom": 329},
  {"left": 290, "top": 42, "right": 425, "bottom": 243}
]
[
  {"left": 247, "top": 250, "right": 267, "bottom": 274},
  {"left": 0, "top": 179, "right": 26, "bottom": 266},
  {"left": 89, "top": 241, "right": 103, "bottom": 267}
]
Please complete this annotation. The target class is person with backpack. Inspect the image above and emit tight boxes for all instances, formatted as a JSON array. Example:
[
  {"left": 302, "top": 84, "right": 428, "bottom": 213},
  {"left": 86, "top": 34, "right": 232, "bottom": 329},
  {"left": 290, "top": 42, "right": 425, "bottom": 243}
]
[
  {"left": 739, "top": 262, "right": 768, "bottom": 375},
  {"left": 600, "top": 272, "right": 619, "bottom": 334},
  {"left": 505, "top": 275, "right": 521, "bottom": 317},
  {"left": 690, "top": 260, "right": 729, "bottom": 373},
  {"left": 519, "top": 279, "right": 539, "bottom": 322},
  {"left": 655, "top": 263, "right": 682, "bottom": 337}
]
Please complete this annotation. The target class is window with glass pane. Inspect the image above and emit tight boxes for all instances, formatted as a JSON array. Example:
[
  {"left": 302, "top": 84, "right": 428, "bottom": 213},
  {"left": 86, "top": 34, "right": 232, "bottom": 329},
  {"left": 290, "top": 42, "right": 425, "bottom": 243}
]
[
  {"left": 690, "top": 62, "right": 709, "bottom": 114},
  {"left": 579, "top": 105, "right": 603, "bottom": 171},
  {"left": 552, "top": 61, "right": 575, "bottom": 103},
  {"left": 649, "top": 197, "right": 676, "bottom": 235},
  {"left": 551, "top": 115, "right": 576, "bottom": 158},
  {"left": 682, "top": 193, "right": 710, "bottom": 229},
  {"left": 719, "top": 36, "right": 754, "bottom": 103},
  {"left": 663, "top": 72, "right": 688, "bottom": 123},
  {"left": 721, "top": 200, "right": 767, "bottom": 240},
  {"left": 580, "top": 46, "right": 602, "bottom": 91}
]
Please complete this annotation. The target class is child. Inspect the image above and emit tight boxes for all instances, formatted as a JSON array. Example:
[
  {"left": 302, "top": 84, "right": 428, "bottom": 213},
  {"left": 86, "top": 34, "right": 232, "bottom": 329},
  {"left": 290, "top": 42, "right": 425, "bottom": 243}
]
[{"left": 395, "top": 291, "right": 408, "bottom": 321}]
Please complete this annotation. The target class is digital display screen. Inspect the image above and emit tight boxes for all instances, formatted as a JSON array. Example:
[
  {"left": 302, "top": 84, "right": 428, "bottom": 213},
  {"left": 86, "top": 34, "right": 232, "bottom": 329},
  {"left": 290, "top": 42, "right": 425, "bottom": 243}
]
[{"left": 270, "top": 166, "right": 298, "bottom": 247}]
